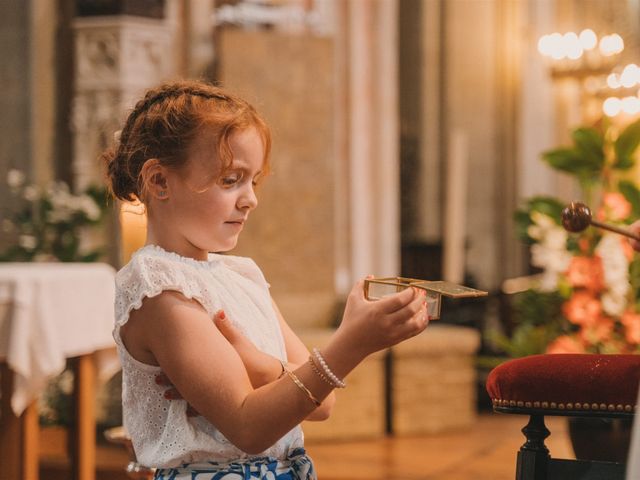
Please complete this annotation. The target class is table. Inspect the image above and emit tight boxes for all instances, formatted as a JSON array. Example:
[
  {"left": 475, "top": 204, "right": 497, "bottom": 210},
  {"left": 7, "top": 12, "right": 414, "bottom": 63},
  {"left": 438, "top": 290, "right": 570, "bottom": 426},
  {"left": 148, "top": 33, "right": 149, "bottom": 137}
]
[{"left": 0, "top": 263, "right": 117, "bottom": 480}]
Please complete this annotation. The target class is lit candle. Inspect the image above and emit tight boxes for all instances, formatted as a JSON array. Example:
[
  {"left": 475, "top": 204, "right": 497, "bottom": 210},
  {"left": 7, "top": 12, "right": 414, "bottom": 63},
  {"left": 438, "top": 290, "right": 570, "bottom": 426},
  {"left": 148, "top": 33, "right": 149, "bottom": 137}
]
[{"left": 119, "top": 203, "right": 147, "bottom": 264}]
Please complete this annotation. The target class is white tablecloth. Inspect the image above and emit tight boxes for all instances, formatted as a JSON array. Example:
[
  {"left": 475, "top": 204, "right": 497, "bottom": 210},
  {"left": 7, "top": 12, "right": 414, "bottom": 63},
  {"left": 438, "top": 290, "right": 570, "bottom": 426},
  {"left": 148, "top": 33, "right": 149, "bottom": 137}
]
[{"left": 0, "top": 263, "right": 117, "bottom": 415}]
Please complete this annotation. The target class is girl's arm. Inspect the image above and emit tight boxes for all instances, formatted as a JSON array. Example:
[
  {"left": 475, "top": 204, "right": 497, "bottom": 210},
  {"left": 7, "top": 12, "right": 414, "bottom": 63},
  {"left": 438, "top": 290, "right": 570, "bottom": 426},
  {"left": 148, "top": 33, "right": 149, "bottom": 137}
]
[
  {"left": 124, "top": 279, "right": 426, "bottom": 454},
  {"left": 270, "top": 298, "right": 336, "bottom": 420},
  {"left": 204, "top": 306, "right": 335, "bottom": 421}
]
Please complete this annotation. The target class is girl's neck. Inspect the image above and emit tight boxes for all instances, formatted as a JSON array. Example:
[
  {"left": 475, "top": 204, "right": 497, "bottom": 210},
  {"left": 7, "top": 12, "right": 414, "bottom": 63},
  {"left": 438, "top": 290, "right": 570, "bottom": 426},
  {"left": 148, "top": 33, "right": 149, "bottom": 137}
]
[{"left": 145, "top": 227, "right": 209, "bottom": 262}]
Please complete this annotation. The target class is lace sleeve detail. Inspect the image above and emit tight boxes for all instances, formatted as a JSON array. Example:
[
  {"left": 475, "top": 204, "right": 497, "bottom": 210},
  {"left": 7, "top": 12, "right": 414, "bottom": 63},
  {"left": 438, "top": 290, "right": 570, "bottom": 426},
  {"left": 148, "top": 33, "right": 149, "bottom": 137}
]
[
  {"left": 218, "top": 255, "right": 271, "bottom": 290},
  {"left": 114, "top": 252, "right": 214, "bottom": 328}
]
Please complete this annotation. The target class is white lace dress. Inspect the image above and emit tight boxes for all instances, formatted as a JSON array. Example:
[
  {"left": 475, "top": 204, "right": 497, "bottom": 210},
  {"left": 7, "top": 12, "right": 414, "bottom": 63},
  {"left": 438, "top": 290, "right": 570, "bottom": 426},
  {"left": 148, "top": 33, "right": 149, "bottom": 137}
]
[{"left": 113, "top": 244, "right": 305, "bottom": 469}]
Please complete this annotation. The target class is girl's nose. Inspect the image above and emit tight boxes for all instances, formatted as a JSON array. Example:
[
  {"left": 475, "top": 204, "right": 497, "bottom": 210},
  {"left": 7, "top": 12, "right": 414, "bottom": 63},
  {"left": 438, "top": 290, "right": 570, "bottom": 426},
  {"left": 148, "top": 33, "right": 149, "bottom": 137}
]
[{"left": 238, "top": 185, "right": 258, "bottom": 210}]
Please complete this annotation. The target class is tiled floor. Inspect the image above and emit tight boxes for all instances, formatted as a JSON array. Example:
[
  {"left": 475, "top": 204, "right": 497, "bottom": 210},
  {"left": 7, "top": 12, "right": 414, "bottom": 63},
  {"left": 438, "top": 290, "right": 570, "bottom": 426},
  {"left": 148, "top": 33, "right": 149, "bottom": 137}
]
[{"left": 41, "top": 413, "right": 575, "bottom": 479}]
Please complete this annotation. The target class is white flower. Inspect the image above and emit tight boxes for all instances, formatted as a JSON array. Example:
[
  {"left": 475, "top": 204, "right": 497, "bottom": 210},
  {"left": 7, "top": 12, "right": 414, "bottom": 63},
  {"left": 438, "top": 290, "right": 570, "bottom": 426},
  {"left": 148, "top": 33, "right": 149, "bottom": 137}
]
[
  {"left": 57, "top": 370, "right": 74, "bottom": 395},
  {"left": 602, "top": 292, "right": 627, "bottom": 317},
  {"left": 23, "top": 185, "right": 40, "bottom": 202},
  {"left": 7, "top": 169, "right": 25, "bottom": 188},
  {"left": 596, "top": 233, "right": 630, "bottom": 298},
  {"left": 78, "top": 195, "right": 101, "bottom": 220},
  {"left": 531, "top": 211, "right": 556, "bottom": 229},
  {"left": 18, "top": 235, "right": 37, "bottom": 250},
  {"left": 47, "top": 207, "right": 73, "bottom": 223},
  {"left": 2, "top": 219, "right": 14, "bottom": 233}
]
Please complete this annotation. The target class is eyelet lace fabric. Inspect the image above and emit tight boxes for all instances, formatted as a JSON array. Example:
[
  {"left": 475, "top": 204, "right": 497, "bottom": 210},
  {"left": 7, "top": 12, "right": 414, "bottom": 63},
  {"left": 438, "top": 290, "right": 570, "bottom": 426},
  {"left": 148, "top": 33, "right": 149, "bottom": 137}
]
[{"left": 113, "top": 245, "right": 304, "bottom": 468}]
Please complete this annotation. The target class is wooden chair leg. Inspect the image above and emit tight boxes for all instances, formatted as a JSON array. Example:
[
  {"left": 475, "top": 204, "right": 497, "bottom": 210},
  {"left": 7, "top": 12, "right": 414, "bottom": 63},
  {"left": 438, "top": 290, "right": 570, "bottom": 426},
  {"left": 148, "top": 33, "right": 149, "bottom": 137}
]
[
  {"left": 70, "top": 354, "right": 96, "bottom": 480},
  {"left": 0, "top": 363, "right": 39, "bottom": 480},
  {"left": 516, "top": 414, "right": 550, "bottom": 480}
]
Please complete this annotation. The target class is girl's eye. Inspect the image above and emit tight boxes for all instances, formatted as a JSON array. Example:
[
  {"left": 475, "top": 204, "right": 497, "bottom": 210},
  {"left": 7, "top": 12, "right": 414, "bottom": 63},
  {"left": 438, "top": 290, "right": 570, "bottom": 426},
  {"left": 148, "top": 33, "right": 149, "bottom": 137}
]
[
  {"left": 252, "top": 173, "right": 264, "bottom": 187},
  {"left": 221, "top": 173, "right": 242, "bottom": 186}
]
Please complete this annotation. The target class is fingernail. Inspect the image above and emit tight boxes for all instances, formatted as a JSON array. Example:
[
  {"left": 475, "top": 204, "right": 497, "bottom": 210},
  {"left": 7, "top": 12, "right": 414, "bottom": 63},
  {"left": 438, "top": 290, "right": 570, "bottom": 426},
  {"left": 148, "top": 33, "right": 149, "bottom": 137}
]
[{"left": 216, "top": 310, "right": 226, "bottom": 320}]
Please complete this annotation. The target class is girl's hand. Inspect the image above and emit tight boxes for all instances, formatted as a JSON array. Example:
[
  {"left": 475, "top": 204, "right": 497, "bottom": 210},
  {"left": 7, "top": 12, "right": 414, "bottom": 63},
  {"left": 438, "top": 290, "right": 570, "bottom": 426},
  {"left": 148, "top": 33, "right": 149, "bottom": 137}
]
[
  {"left": 630, "top": 220, "right": 640, "bottom": 252},
  {"left": 336, "top": 278, "right": 429, "bottom": 361},
  {"left": 154, "top": 372, "right": 201, "bottom": 417},
  {"left": 214, "top": 310, "right": 284, "bottom": 389}
]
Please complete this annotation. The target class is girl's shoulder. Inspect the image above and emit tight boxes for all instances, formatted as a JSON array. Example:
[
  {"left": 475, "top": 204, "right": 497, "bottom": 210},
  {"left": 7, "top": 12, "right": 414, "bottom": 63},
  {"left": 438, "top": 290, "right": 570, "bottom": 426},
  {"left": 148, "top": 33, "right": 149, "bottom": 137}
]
[
  {"left": 114, "top": 245, "right": 215, "bottom": 326},
  {"left": 213, "top": 253, "right": 270, "bottom": 290}
]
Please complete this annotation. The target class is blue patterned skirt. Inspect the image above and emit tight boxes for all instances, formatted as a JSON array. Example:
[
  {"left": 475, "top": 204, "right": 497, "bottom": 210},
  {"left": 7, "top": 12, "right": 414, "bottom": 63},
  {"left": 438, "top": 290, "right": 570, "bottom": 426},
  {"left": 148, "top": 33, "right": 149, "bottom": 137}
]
[{"left": 153, "top": 448, "right": 316, "bottom": 480}]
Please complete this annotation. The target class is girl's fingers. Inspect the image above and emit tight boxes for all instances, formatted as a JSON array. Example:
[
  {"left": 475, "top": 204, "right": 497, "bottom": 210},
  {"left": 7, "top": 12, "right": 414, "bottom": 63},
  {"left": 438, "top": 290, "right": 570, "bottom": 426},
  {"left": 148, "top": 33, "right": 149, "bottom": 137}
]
[
  {"left": 375, "top": 287, "right": 418, "bottom": 314},
  {"left": 396, "top": 303, "right": 429, "bottom": 339},
  {"left": 386, "top": 289, "right": 425, "bottom": 324},
  {"left": 155, "top": 372, "right": 171, "bottom": 386},
  {"left": 214, "top": 310, "right": 245, "bottom": 346},
  {"left": 163, "top": 387, "right": 182, "bottom": 400}
]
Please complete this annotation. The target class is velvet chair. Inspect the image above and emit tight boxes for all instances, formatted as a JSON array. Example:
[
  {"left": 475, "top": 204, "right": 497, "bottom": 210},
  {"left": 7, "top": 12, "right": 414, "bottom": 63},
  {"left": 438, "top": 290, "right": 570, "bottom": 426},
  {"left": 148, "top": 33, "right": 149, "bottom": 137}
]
[{"left": 487, "top": 354, "right": 640, "bottom": 480}]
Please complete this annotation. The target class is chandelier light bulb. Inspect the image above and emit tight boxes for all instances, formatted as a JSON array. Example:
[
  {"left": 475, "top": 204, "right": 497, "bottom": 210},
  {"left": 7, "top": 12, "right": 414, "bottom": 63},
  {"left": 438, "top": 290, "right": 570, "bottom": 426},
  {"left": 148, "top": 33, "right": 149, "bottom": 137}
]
[
  {"left": 548, "top": 32, "right": 565, "bottom": 59},
  {"left": 603, "top": 97, "right": 622, "bottom": 116},
  {"left": 562, "top": 32, "right": 582, "bottom": 59},
  {"left": 620, "top": 64, "right": 640, "bottom": 88},
  {"left": 621, "top": 96, "right": 640, "bottom": 114},
  {"left": 579, "top": 29, "right": 597, "bottom": 50},
  {"left": 610, "top": 34, "right": 625, "bottom": 54},
  {"left": 600, "top": 34, "right": 625, "bottom": 56},
  {"left": 607, "top": 73, "right": 621, "bottom": 89},
  {"left": 538, "top": 35, "right": 552, "bottom": 56}
]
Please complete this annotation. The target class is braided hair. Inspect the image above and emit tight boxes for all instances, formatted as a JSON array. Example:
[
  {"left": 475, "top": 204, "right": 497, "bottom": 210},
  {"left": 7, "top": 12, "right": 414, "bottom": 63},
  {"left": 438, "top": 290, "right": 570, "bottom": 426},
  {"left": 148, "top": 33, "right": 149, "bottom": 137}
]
[{"left": 102, "top": 80, "right": 271, "bottom": 203}]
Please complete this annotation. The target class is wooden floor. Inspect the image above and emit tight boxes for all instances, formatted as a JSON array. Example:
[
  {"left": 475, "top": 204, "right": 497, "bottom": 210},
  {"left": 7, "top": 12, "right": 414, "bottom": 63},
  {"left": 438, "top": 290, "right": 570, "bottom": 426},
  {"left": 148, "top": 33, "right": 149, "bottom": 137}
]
[
  {"left": 40, "top": 413, "right": 575, "bottom": 480},
  {"left": 307, "top": 414, "right": 574, "bottom": 480}
]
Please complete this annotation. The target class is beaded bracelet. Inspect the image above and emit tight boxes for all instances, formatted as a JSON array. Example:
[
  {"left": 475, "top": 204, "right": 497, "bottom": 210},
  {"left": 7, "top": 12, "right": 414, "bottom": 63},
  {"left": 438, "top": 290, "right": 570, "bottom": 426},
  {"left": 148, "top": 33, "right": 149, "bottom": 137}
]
[
  {"left": 284, "top": 369, "right": 322, "bottom": 407},
  {"left": 312, "top": 348, "right": 346, "bottom": 389},
  {"left": 308, "top": 356, "right": 334, "bottom": 387}
]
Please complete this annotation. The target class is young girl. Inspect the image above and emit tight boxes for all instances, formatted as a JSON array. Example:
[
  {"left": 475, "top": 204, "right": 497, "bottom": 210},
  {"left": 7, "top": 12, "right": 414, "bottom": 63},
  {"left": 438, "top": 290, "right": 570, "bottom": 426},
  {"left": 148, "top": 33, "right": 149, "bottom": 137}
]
[{"left": 104, "top": 80, "right": 429, "bottom": 479}]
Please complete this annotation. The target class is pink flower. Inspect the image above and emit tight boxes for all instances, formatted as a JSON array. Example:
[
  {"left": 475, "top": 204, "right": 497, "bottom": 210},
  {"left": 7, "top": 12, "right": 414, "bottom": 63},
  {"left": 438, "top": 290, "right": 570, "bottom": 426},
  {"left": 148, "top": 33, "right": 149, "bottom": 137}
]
[
  {"left": 579, "top": 317, "right": 615, "bottom": 346},
  {"left": 546, "top": 335, "right": 585, "bottom": 354},
  {"left": 621, "top": 311, "right": 640, "bottom": 344},
  {"left": 620, "top": 236, "right": 635, "bottom": 262},
  {"left": 603, "top": 192, "right": 632, "bottom": 221},
  {"left": 565, "top": 256, "right": 604, "bottom": 292},
  {"left": 562, "top": 291, "right": 602, "bottom": 326}
]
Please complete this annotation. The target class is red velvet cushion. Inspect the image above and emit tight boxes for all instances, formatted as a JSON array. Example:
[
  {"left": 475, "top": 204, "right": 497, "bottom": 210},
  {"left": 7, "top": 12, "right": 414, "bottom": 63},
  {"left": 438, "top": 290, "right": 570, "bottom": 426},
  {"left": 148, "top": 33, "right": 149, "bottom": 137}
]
[{"left": 486, "top": 354, "right": 640, "bottom": 413}]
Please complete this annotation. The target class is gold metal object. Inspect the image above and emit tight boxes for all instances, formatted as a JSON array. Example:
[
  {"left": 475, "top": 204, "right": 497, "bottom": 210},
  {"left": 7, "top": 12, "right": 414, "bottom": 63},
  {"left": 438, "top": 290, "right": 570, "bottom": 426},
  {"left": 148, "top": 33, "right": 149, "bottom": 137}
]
[{"left": 364, "top": 277, "right": 488, "bottom": 320}]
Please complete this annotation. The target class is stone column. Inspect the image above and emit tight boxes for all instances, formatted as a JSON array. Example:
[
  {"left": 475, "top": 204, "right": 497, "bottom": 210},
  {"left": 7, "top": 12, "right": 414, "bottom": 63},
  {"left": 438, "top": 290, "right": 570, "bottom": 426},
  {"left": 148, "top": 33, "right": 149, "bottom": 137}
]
[{"left": 72, "top": 12, "right": 173, "bottom": 190}]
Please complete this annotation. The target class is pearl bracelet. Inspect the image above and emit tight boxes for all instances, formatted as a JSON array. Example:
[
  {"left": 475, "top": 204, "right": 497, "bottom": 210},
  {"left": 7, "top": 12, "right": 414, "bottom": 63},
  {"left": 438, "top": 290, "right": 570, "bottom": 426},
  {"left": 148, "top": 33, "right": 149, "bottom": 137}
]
[
  {"left": 308, "top": 356, "right": 334, "bottom": 387},
  {"left": 312, "top": 347, "right": 346, "bottom": 389}
]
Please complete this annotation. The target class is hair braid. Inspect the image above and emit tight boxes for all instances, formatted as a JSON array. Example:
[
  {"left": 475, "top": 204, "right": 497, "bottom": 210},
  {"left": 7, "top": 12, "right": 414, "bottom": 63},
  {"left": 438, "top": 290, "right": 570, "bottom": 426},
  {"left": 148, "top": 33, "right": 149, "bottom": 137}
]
[{"left": 103, "top": 80, "right": 270, "bottom": 204}]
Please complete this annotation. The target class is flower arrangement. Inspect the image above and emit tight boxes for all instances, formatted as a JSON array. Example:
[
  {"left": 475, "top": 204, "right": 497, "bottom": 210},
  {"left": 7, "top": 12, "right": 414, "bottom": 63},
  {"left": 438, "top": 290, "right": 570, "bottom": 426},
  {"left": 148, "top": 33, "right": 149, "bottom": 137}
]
[
  {"left": 496, "top": 118, "right": 640, "bottom": 356},
  {"left": 0, "top": 169, "right": 109, "bottom": 262}
]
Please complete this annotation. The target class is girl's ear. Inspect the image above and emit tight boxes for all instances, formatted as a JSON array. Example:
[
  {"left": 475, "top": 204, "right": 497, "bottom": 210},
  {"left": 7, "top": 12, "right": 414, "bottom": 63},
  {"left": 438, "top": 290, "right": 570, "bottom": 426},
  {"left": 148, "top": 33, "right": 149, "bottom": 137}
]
[{"left": 140, "top": 159, "right": 170, "bottom": 200}]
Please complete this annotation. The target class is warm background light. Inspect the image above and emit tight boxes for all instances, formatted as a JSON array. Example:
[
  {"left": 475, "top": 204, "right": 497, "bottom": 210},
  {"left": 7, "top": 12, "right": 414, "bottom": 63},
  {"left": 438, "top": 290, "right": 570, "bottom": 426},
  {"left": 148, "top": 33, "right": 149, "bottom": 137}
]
[{"left": 119, "top": 203, "right": 147, "bottom": 264}]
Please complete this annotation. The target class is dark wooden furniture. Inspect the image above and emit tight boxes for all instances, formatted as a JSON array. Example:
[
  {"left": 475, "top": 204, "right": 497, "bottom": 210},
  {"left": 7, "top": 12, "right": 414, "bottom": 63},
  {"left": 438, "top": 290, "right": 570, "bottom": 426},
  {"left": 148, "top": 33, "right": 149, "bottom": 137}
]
[{"left": 487, "top": 354, "right": 640, "bottom": 480}]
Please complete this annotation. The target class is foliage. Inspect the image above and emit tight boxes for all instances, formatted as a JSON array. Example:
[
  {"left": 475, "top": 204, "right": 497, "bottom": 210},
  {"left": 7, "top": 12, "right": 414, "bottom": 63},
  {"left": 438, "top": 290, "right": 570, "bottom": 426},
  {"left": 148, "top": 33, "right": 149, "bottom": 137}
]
[
  {"left": 496, "top": 118, "right": 640, "bottom": 356},
  {"left": 0, "top": 169, "right": 109, "bottom": 262}
]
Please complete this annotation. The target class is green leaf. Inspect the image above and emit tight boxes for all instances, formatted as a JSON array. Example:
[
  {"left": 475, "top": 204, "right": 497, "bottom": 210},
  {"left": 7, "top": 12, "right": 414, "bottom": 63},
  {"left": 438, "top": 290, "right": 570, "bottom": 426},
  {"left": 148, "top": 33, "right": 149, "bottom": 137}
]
[
  {"left": 619, "top": 180, "right": 640, "bottom": 219},
  {"left": 527, "top": 196, "right": 565, "bottom": 223},
  {"left": 615, "top": 118, "right": 640, "bottom": 166},
  {"left": 572, "top": 127, "right": 605, "bottom": 170},
  {"left": 613, "top": 154, "right": 635, "bottom": 170},
  {"left": 542, "top": 148, "right": 600, "bottom": 178},
  {"left": 514, "top": 209, "right": 533, "bottom": 243}
]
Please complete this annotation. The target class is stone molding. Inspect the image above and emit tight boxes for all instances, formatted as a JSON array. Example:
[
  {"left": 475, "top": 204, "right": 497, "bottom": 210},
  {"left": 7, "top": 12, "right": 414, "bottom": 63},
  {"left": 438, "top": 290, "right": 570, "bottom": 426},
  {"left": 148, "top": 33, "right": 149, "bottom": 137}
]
[{"left": 71, "top": 15, "right": 173, "bottom": 190}]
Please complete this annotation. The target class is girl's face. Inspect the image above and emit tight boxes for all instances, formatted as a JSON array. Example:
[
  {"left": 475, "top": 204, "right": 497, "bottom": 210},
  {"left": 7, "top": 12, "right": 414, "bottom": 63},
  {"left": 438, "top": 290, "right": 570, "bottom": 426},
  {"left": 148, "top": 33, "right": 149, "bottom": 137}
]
[{"left": 162, "top": 127, "right": 265, "bottom": 258}]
